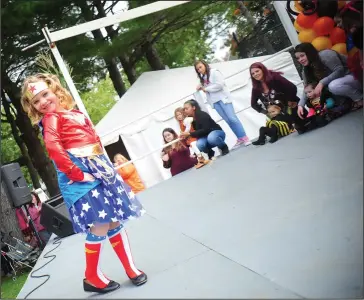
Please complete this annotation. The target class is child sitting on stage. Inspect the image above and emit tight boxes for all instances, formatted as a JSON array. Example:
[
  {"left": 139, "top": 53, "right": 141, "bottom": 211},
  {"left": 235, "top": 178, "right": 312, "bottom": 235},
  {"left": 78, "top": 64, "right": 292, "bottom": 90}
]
[
  {"left": 21, "top": 73, "right": 147, "bottom": 294},
  {"left": 252, "top": 101, "right": 293, "bottom": 146},
  {"left": 174, "top": 107, "right": 208, "bottom": 169},
  {"left": 295, "top": 83, "right": 331, "bottom": 134},
  {"left": 304, "top": 82, "right": 329, "bottom": 117},
  {"left": 114, "top": 153, "right": 145, "bottom": 194}
]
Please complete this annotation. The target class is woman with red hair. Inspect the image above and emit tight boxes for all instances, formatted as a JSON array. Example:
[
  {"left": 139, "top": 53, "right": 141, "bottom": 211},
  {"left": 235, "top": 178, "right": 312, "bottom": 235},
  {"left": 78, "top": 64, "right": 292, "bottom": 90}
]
[{"left": 250, "top": 62, "right": 300, "bottom": 119}]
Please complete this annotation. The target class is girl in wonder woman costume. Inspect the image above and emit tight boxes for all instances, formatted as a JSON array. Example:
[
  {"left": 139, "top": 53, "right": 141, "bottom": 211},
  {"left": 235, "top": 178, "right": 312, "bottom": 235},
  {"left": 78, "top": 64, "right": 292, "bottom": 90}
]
[{"left": 21, "top": 73, "right": 147, "bottom": 294}]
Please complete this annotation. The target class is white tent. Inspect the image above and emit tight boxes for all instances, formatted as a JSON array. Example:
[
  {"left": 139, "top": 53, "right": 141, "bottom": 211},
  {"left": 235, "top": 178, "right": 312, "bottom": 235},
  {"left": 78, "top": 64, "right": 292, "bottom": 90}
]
[{"left": 95, "top": 51, "right": 303, "bottom": 188}]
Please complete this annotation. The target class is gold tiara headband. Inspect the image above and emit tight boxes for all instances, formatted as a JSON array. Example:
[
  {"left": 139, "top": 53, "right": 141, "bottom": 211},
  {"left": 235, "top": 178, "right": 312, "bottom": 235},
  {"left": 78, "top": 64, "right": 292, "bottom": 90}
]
[{"left": 26, "top": 81, "right": 49, "bottom": 100}]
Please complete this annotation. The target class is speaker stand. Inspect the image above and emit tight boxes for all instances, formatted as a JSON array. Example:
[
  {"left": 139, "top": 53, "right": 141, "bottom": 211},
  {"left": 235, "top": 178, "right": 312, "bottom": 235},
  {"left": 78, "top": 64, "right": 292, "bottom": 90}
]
[{"left": 23, "top": 205, "right": 44, "bottom": 249}]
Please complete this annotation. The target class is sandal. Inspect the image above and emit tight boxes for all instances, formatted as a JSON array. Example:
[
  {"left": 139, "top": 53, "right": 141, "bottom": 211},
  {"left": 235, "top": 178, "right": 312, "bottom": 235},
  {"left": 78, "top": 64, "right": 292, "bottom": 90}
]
[{"left": 351, "top": 100, "right": 363, "bottom": 111}]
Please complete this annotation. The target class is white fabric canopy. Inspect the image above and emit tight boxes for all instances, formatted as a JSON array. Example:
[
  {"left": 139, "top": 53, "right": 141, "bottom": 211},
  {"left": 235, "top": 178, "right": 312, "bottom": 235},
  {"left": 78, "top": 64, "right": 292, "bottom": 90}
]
[{"left": 95, "top": 52, "right": 303, "bottom": 188}]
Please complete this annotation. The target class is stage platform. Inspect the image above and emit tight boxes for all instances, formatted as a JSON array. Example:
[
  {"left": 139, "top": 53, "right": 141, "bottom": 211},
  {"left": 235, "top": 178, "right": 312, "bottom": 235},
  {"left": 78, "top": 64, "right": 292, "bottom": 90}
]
[{"left": 17, "top": 111, "right": 363, "bottom": 299}]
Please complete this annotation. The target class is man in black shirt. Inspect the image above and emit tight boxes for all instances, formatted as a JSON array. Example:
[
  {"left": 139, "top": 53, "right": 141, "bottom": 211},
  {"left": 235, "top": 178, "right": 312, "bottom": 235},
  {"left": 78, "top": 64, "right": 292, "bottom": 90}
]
[{"left": 180, "top": 100, "right": 229, "bottom": 158}]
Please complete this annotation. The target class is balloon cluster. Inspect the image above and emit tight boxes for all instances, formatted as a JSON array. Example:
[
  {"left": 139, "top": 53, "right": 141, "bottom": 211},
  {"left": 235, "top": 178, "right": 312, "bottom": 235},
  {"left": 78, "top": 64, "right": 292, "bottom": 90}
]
[{"left": 293, "top": 0, "right": 355, "bottom": 56}]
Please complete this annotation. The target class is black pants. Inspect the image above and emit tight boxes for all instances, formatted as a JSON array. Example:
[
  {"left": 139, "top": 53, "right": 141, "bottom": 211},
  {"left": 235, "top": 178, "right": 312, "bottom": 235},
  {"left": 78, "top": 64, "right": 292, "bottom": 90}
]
[
  {"left": 259, "top": 125, "right": 278, "bottom": 138},
  {"left": 294, "top": 109, "right": 329, "bottom": 133}
]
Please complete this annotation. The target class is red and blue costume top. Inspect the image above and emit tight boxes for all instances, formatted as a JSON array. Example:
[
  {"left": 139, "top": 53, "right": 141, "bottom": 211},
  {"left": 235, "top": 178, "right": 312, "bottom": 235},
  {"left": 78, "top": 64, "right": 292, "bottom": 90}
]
[{"left": 39, "top": 109, "right": 102, "bottom": 208}]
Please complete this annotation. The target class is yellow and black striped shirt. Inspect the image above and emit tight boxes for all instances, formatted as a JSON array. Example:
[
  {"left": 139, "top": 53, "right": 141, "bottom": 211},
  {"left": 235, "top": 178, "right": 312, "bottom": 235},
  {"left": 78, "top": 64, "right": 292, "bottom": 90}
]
[{"left": 266, "top": 114, "right": 294, "bottom": 137}]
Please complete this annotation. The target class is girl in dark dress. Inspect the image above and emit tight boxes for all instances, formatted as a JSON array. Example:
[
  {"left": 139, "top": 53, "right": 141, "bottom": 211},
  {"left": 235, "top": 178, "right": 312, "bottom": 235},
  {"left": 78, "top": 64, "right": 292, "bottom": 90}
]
[{"left": 161, "top": 128, "right": 197, "bottom": 177}]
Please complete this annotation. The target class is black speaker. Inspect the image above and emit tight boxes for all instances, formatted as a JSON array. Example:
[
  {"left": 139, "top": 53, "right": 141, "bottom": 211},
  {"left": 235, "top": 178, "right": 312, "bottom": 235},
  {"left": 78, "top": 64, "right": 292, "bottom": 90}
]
[
  {"left": 1, "top": 163, "right": 32, "bottom": 208},
  {"left": 40, "top": 194, "right": 75, "bottom": 238}
]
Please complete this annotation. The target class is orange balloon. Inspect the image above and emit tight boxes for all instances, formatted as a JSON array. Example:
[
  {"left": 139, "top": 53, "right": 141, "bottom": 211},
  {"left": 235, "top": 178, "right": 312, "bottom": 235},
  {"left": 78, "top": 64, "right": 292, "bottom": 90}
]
[
  {"left": 313, "top": 17, "right": 335, "bottom": 36},
  {"left": 330, "top": 27, "right": 347, "bottom": 45},
  {"left": 299, "top": 29, "right": 317, "bottom": 43},
  {"left": 332, "top": 43, "right": 348, "bottom": 55},
  {"left": 296, "top": 13, "right": 318, "bottom": 29},
  {"left": 294, "top": 20, "right": 305, "bottom": 32},
  {"left": 312, "top": 36, "right": 333, "bottom": 51}
]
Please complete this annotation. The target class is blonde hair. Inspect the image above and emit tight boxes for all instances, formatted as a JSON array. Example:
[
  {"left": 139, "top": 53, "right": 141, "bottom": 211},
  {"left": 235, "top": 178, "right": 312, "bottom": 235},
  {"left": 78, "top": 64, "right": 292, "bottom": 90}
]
[
  {"left": 21, "top": 73, "right": 75, "bottom": 124},
  {"left": 113, "top": 153, "right": 128, "bottom": 163},
  {"left": 267, "top": 104, "right": 281, "bottom": 112},
  {"left": 174, "top": 107, "right": 185, "bottom": 120}
]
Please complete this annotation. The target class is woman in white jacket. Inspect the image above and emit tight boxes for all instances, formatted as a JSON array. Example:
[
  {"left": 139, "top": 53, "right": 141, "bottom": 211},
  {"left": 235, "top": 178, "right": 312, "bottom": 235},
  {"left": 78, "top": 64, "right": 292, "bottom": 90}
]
[{"left": 194, "top": 60, "right": 251, "bottom": 148}]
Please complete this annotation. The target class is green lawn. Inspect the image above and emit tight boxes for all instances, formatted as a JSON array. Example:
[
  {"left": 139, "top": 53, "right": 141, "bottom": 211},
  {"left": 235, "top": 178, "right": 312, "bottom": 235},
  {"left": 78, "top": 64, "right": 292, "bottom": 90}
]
[{"left": 1, "top": 271, "right": 30, "bottom": 299}]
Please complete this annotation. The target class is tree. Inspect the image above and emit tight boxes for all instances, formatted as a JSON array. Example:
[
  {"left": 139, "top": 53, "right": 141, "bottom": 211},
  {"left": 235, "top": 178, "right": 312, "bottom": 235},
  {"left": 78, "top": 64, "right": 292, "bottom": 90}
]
[
  {"left": 76, "top": 0, "right": 127, "bottom": 97},
  {"left": 100, "top": 1, "right": 234, "bottom": 73},
  {"left": 229, "top": 0, "right": 292, "bottom": 58},
  {"left": 1, "top": 183, "right": 23, "bottom": 241},
  {"left": 80, "top": 75, "right": 118, "bottom": 125},
  {"left": 1, "top": 0, "right": 103, "bottom": 196},
  {"left": 1, "top": 90, "right": 40, "bottom": 189}
]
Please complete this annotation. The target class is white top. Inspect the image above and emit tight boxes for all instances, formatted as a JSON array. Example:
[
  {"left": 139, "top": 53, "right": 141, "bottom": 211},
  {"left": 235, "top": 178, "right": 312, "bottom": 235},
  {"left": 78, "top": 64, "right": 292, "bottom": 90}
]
[
  {"left": 203, "top": 68, "right": 232, "bottom": 106},
  {"left": 183, "top": 117, "right": 194, "bottom": 133}
]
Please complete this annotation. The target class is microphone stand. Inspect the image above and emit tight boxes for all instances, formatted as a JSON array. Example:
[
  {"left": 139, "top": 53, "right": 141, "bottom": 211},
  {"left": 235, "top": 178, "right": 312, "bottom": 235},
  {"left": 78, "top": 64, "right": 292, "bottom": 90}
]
[{"left": 23, "top": 205, "right": 44, "bottom": 249}]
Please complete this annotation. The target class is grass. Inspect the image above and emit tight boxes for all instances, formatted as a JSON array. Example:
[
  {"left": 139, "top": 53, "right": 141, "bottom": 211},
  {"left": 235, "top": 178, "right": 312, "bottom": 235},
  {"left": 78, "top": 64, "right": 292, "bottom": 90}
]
[{"left": 1, "top": 271, "right": 30, "bottom": 299}]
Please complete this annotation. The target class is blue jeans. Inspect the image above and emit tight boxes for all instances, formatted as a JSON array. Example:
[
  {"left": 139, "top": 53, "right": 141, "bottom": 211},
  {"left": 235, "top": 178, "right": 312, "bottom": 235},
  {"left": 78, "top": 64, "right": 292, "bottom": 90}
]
[
  {"left": 196, "top": 130, "right": 226, "bottom": 152},
  {"left": 213, "top": 101, "right": 247, "bottom": 139}
]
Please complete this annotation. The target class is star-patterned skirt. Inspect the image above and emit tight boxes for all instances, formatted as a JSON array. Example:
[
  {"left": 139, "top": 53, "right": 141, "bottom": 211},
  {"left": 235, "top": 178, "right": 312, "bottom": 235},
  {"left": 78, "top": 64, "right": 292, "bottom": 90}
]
[{"left": 68, "top": 154, "right": 145, "bottom": 233}]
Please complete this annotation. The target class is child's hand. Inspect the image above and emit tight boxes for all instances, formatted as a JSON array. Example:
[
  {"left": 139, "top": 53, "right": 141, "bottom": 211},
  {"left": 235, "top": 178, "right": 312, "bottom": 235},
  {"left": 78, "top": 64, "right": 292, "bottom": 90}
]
[
  {"left": 67, "top": 172, "right": 95, "bottom": 185},
  {"left": 82, "top": 173, "right": 96, "bottom": 182},
  {"left": 288, "top": 101, "right": 297, "bottom": 108},
  {"left": 196, "top": 84, "right": 202, "bottom": 91},
  {"left": 297, "top": 106, "right": 305, "bottom": 119},
  {"left": 162, "top": 153, "right": 169, "bottom": 162}
]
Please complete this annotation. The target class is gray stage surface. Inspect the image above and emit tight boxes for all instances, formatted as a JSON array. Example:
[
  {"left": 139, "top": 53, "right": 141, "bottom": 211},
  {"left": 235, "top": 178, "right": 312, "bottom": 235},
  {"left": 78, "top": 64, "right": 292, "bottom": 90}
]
[{"left": 17, "top": 111, "right": 363, "bottom": 299}]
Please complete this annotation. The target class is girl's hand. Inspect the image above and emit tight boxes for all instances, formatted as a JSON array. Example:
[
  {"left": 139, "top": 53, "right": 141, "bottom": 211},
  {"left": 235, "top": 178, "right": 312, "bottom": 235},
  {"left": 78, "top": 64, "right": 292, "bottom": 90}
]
[
  {"left": 196, "top": 84, "right": 202, "bottom": 91},
  {"left": 297, "top": 105, "right": 305, "bottom": 119},
  {"left": 67, "top": 172, "right": 95, "bottom": 185},
  {"left": 162, "top": 153, "right": 169, "bottom": 162}
]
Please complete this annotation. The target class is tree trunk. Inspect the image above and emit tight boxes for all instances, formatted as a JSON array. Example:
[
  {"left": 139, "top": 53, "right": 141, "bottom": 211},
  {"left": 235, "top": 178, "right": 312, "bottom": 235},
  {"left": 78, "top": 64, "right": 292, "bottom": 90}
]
[
  {"left": 104, "top": 56, "right": 126, "bottom": 97},
  {"left": 237, "top": 1, "right": 275, "bottom": 54},
  {"left": 78, "top": 2, "right": 126, "bottom": 97},
  {"left": 118, "top": 53, "right": 137, "bottom": 85},
  {"left": 93, "top": 0, "right": 138, "bottom": 85},
  {"left": 0, "top": 182, "right": 24, "bottom": 241},
  {"left": 144, "top": 41, "right": 165, "bottom": 70},
  {"left": 2, "top": 75, "right": 60, "bottom": 197},
  {"left": 2, "top": 92, "right": 41, "bottom": 189}
]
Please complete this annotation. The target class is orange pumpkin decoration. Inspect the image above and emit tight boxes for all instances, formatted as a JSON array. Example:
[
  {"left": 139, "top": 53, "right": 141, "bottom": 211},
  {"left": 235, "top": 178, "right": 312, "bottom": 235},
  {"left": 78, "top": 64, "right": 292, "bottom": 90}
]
[
  {"left": 296, "top": 13, "right": 318, "bottom": 29},
  {"left": 330, "top": 27, "right": 346, "bottom": 45},
  {"left": 263, "top": 8, "right": 271, "bottom": 16},
  {"left": 233, "top": 8, "right": 241, "bottom": 16},
  {"left": 313, "top": 17, "right": 335, "bottom": 36}
]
